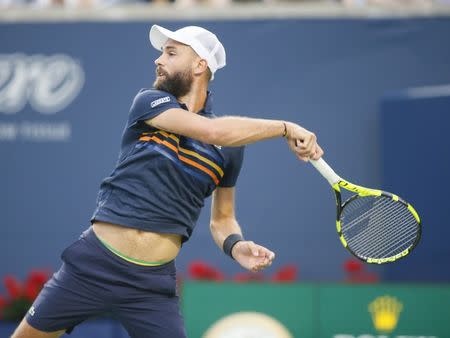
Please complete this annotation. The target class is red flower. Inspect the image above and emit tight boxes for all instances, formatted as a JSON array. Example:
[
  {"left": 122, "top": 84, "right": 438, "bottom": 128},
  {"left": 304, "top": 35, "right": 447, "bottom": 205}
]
[
  {"left": 343, "top": 258, "right": 379, "bottom": 283},
  {"left": 0, "top": 295, "right": 6, "bottom": 305},
  {"left": 27, "top": 270, "right": 49, "bottom": 286},
  {"left": 343, "top": 259, "right": 363, "bottom": 273},
  {"left": 24, "top": 281, "right": 41, "bottom": 302},
  {"left": 271, "top": 264, "right": 298, "bottom": 282},
  {"left": 0, "top": 295, "right": 6, "bottom": 320},
  {"left": 1, "top": 269, "right": 51, "bottom": 321},
  {"left": 188, "top": 261, "right": 224, "bottom": 281},
  {"left": 24, "top": 270, "right": 50, "bottom": 302},
  {"left": 4, "top": 275, "right": 23, "bottom": 299},
  {"left": 0, "top": 295, "right": 6, "bottom": 309}
]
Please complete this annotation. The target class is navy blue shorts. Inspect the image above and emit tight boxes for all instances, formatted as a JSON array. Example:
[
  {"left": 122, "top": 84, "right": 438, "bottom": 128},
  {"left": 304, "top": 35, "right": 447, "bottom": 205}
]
[{"left": 26, "top": 227, "right": 187, "bottom": 338}]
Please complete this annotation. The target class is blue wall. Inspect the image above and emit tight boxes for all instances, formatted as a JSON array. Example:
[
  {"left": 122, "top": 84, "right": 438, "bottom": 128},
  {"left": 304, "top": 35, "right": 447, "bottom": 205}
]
[
  {"left": 380, "top": 89, "right": 450, "bottom": 282},
  {"left": 1, "top": 18, "right": 450, "bottom": 283}
]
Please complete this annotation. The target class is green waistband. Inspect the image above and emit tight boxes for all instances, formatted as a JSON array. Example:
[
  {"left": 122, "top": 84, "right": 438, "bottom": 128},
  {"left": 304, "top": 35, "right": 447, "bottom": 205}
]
[{"left": 98, "top": 237, "right": 169, "bottom": 267}]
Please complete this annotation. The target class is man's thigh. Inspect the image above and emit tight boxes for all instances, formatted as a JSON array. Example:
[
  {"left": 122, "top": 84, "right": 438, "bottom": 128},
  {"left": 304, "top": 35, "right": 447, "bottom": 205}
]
[
  {"left": 23, "top": 264, "right": 107, "bottom": 334},
  {"left": 11, "top": 318, "right": 65, "bottom": 338},
  {"left": 24, "top": 234, "right": 112, "bottom": 334},
  {"left": 117, "top": 295, "right": 187, "bottom": 338}
]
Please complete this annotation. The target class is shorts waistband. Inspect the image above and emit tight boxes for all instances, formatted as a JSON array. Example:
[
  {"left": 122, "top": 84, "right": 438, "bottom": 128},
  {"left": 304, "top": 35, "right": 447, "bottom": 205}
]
[{"left": 80, "top": 226, "right": 176, "bottom": 272}]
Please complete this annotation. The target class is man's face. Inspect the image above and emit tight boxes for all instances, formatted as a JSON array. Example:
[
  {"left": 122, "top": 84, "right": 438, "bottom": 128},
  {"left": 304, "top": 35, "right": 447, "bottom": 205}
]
[{"left": 153, "top": 39, "right": 196, "bottom": 98}]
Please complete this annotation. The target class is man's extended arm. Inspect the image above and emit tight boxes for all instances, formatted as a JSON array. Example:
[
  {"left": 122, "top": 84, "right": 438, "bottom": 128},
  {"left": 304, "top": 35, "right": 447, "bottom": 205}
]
[
  {"left": 210, "top": 187, "right": 275, "bottom": 272},
  {"left": 146, "top": 108, "right": 323, "bottom": 161}
]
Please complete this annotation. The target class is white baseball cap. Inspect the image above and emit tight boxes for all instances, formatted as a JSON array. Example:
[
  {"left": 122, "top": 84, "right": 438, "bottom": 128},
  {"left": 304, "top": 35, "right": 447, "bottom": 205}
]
[{"left": 149, "top": 25, "right": 226, "bottom": 81}]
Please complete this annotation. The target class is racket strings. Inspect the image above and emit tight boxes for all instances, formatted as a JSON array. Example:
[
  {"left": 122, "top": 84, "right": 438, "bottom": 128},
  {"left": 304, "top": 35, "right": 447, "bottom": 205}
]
[
  {"left": 375, "top": 221, "right": 418, "bottom": 256},
  {"left": 345, "top": 200, "right": 411, "bottom": 246},
  {"left": 346, "top": 215, "right": 416, "bottom": 259},
  {"left": 343, "top": 196, "right": 409, "bottom": 237},
  {"left": 344, "top": 197, "right": 402, "bottom": 233},
  {"left": 344, "top": 200, "right": 417, "bottom": 258},
  {"left": 349, "top": 213, "right": 417, "bottom": 257},
  {"left": 382, "top": 233, "right": 418, "bottom": 258},
  {"left": 343, "top": 199, "right": 409, "bottom": 250},
  {"left": 340, "top": 196, "right": 418, "bottom": 259},
  {"left": 344, "top": 200, "right": 417, "bottom": 257}
]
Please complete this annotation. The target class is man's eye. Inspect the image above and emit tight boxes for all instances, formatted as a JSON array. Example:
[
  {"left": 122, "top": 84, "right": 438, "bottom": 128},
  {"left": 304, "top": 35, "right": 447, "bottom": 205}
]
[{"left": 169, "top": 52, "right": 176, "bottom": 56}]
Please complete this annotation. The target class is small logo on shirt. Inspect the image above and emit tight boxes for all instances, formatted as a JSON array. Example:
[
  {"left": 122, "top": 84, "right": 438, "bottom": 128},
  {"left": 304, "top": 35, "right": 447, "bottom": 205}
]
[
  {"left": 150, "top": 96, "right": 171, "bottom": 108},
  {"left": 214, "top": 144, "right": 222, "bottom": 150},
  {"left": 29, "top": 306, "right": 35, "bottom": 316}
]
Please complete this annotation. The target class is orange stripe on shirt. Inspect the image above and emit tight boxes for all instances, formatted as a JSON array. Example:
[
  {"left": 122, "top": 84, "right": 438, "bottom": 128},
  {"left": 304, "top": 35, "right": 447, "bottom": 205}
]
[
  {"left": 179, "top": 147, "right": 223, "bottom": 177},
  {"left": 178, "top": 155, "right": 219, "bottom": 185},
  {"left": 141, "top": 135, "right": 220, "bottom": 185},
  {"left": 157, "top": 131, "right": 180, "bottom": 143},
  {"left": 153, "top": 136, "right": 178, "bottom": 153},
  {"left": 155, "top": 131, "right": 224, "bottom": 177}
]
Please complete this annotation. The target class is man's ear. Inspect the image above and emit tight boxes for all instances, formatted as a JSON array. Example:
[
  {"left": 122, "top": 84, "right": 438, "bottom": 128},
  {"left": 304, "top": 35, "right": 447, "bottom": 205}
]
[{"left": 194, "top": 59, "right": 209, "bottom": 77}]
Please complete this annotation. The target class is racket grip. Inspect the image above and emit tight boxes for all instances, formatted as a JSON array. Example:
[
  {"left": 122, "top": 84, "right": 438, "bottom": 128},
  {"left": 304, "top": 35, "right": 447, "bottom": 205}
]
[{"left": 310, "top": 158, "right": 341, "bottom": 185}]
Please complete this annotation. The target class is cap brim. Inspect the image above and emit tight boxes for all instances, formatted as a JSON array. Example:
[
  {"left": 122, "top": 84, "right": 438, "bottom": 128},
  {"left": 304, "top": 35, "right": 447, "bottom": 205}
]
[{"left": 149, "top": 25, "right": 191, "bottom": 51}]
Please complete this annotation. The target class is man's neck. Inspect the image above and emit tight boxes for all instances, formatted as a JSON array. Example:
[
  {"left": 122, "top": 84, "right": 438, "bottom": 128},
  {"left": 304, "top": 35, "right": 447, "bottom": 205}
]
[{"left": 178, "top": 82, "right": 208, "bottom": 114}]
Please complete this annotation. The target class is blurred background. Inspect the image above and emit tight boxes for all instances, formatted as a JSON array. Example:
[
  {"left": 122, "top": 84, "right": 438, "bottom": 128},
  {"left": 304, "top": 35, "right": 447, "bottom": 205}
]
[{"left": 1, "top": 1, "right": 449, "bottom": 337}]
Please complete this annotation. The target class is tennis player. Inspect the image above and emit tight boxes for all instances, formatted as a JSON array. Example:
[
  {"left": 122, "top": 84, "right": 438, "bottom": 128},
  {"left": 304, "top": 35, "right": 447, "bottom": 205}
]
[{"left": 12, "top": 25, "right": 323, "bottom": 338}]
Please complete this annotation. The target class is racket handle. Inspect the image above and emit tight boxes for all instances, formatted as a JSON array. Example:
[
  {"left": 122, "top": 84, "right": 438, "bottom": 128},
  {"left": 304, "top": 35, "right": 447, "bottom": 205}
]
[{"left": 310, "top": 158, "right": 341, "bottom": 185}]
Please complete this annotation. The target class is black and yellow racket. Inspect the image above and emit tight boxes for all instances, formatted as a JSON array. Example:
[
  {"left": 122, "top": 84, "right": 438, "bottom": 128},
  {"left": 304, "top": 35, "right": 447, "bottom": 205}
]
[{"left": 310, "top": 158, "right": 421, "bottom": 264}]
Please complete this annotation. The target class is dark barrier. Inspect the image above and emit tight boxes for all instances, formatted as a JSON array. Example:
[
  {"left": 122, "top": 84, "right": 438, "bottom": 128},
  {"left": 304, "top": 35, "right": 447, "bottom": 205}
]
[
  {"left": 380, "top": 87, "right": 450, "bottom": 282},
  {"left": 1, "top": 17, "right": 450, "bottom": 284}
]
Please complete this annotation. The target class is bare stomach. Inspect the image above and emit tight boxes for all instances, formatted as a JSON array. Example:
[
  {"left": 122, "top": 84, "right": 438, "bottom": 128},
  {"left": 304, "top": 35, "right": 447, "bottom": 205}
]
[{"left": 92, "top": 221, "right": 182, "bottom": 263}]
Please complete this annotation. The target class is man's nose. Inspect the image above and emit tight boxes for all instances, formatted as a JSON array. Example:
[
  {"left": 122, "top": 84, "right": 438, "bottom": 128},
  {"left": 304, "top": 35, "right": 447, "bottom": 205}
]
[{"left": 155, "top": 55, "right": 163, "bottom": 66}]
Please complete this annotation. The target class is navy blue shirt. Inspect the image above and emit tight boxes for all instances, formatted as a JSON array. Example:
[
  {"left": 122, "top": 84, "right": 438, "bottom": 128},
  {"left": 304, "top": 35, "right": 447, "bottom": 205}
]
[{"left": 91, "top": 89, "right": 244, "bottom": 242}]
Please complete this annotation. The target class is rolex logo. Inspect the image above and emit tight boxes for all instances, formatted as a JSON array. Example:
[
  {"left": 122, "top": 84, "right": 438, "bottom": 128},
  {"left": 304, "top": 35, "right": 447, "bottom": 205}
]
[{"left": 368, "top": 295, "right": 403, "bottom": 333}]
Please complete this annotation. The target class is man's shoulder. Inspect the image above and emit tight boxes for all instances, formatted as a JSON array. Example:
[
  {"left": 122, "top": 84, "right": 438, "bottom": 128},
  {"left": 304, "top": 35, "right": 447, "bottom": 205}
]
[{"left": 132, "top": 88, "right": 178, "bottom": 110}]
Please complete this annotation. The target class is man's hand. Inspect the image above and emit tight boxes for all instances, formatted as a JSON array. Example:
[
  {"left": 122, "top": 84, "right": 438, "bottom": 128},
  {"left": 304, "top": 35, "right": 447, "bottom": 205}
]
[
  {"left": 231, "top": 241, "right": 275, "bottom": 272},
  {"left": 285, "top": 122, "right": 324, "bottom": 162}
]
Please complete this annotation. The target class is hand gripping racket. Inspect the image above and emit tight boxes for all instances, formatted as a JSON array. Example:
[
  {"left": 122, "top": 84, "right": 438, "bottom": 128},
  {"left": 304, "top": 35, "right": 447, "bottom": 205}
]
[{"left": 310, "top": 158, "right": 421, "bottom": 264}]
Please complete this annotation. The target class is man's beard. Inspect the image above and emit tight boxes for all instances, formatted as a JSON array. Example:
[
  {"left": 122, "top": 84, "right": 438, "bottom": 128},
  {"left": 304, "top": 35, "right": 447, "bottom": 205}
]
[{"left": 153, "top": 68, "right": 193, "bottom": 98}]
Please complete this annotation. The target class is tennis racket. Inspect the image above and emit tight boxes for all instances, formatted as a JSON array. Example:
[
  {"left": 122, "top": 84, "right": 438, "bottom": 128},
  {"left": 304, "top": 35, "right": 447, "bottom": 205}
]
[{"left": 310, "top": 158, "right": 421, "bottom": 264}]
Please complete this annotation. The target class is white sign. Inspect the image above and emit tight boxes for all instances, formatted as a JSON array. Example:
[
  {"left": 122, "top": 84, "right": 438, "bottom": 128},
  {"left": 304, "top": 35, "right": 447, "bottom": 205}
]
[{"left": 0, "top": 53, "right": 85, "bottom": 114}]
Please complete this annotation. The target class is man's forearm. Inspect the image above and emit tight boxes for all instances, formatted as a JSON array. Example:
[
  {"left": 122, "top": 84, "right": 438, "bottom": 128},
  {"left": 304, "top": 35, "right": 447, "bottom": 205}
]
[
  {"left": 210, "top": 217, "right": 243, "bottom": 250},
  {"left": 209, "top": 116, "right": 286, "bottom": 147}
]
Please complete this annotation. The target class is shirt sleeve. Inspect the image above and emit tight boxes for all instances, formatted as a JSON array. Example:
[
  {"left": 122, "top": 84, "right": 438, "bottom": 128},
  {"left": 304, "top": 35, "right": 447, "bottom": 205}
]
[
  {"left": 127, "top": 89, "right": 179, "bottom": 127},
  {"left": 219, "top": 146, "right": 245, "bottom": 188}
]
